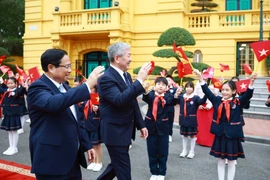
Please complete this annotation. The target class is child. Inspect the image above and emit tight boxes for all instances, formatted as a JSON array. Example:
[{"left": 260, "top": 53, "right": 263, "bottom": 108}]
[
  {"left": 175, "top": 81, "right": 207, "bottom": 159},
  {"left": 266, "top": 95, "right": 270, "bottom": 107},
  {"left": 194, "top": 69, "right": 256, "bottom": 180},
  {"left": 143, "top": 77, "right": 175, "bottom": 180},
  {"left": 166, "top": 75, "right": 178, "bottom": 143},
  {"left": 0, "top": 77, "right": 27, "bottom": 155},
  {"left": 84, "top": 86, "right": 103, "bottom": 172}
]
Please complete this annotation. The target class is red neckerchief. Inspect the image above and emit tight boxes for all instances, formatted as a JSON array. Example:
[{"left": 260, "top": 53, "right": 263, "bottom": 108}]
[
  {"left": 152, "top": 95, "right": 165, "bottom": 121},
  {"left": 216, "top": 98, "right": 240, "bottom": 124},
  {"left": 184, "top": 98, "right": 192, "bottom": 118},
  {"left": 84, "top": 99, "right": 93, "bottom": 120}
]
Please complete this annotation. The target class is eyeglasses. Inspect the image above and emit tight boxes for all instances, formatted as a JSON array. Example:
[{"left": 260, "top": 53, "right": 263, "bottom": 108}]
[{"left": 58, "top": 64, "right": 72, "bottom": 69}]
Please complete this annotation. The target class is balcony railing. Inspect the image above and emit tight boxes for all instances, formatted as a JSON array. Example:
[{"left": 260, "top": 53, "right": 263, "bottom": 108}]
[
  {"left": 186, "top": 10, "right": 270, "bottom": 30},
  {"left": 52, "top": 7, "right": 124, "bottom": 33}
]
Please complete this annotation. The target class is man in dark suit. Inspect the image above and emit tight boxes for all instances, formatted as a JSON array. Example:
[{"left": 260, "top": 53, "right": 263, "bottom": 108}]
[
  {"left": 27, "top": 49, "right": 104, "bottom": 180},
  {"left": 97, "top": 42, "right": 152, "bottom": 180}
]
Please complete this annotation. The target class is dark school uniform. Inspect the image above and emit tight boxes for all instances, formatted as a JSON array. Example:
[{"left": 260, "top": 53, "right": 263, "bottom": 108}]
[
  {"left": 78, "top": 100, "right": 101, "bottom": 146},
  {"left": 167, "top": 86, "right": 177, "bottom": 136},
  {"left": 177, "top": 93, "right": 207, "bottom": 136},
  {"left": 0, "top": 85, "right": 26, "bottom": 131},
  {"left": 143, "top": 91, "right": 175, "bottom": 176},
  {"left": 201, "top": 83, "right": 254, "bottom": 160}
]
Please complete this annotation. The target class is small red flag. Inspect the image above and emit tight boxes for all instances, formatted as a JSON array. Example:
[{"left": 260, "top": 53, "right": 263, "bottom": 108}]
[
  {"left": 75, "top": 69, "right": 87, "bottom": 81},
  {"left": 148, "top": 61, "right": 155, "bottom": 75},
  {"left": 202, "top": 67, "right": 214, "bottom": 79},
  {"left": 266, "top": 80, "right": 270, "bottom": 92},
  {"left": 0, "top": 65, "right": 10, "bottom": 74},
  {"left": 211, "top": 77, "right": 223, "bottom": 90},
  {"left": 220, "top": 63, "right": 230, "bottom": 72},
  {"left": 243, "top": 64, "right": 253, "bottom": 75},
  {"left": 28, "top": 66, "right": 40, "bottom": 82},
  {"left": 90, "top": 93, "right": 100, "bottom": 105},
  {"left": 0, "top": 55, "right": 6, "bottom": 65},
  {"left": 173, "top": 42, "right": 189, "bottom": 61},
  {"left": 8, "top": 71, "right": 14, "bottom": 78},
  {"left": 177, "top": 62, "right": 192, "bottom": 78},
  {"left": 250, "top": 40, "right": 270, "bottom": 62},
  {"left": 236, "top": 79, "right": 250, "bottom": 93},
  {"left": 15, "top": 64, "right": 28, "bottom": 81}
]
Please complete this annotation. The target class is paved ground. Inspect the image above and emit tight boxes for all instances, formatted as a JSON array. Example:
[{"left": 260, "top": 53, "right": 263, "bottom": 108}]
[{"left": 0, "top": 98, "right": 269, "bottom": 180}]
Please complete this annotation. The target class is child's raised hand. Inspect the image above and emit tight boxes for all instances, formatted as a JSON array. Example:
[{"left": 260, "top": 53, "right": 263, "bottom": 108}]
[
  {"left": 193, "top": 69, "right": 203, "bottom": 82},
  {"left": 175, "top": 86, "right": 183, "bottom": 97},
  {"left": 250, "top": 73, "right": 257, "bottom": 86}
]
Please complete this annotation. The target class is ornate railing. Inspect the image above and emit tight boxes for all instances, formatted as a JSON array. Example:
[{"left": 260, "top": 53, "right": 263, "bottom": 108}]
[
  {"left": 52, "top": 7, "right": 123, "bottom": 33},
  {"left": 186, "top": 10, "right": 270, "bottom": 29}
]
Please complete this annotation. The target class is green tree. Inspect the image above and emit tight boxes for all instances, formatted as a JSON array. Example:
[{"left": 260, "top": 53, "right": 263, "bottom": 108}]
[
  {"left": 0, "top": 47, "right": 17, "bottom": 77},
  {"left": 152, "top": 27, "right": 196, "bottom": 75},
  {"left": 190, "top": 0, "right": 218, "bottom": 13},
  {"left": 0, "top": 0, "right": 25, "bottom": 56}
]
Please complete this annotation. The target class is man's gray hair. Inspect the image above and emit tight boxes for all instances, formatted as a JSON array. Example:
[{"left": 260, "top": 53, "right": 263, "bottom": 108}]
[{"left": 108, "top": 42, "right": 130, "bottom": 62}]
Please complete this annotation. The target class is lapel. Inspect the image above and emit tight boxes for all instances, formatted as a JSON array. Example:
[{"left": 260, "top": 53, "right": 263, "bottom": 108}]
[
  {"left": 40, "top": 74, "right": 60, "bottom": 93},
  {"left": 41, "top": 75, "right": 78, "bottom": 123},
  {"left": 108, "top": 66, "right": 128, "bottom": 90}
]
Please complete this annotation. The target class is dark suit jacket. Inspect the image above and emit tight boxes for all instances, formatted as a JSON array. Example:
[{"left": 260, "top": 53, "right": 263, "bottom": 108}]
[
  {"left": 27, "top": 74, "right": 92, "bottom": 175},
  {"left": 98, "top": 66, "right": 145, "bottom": 146}
]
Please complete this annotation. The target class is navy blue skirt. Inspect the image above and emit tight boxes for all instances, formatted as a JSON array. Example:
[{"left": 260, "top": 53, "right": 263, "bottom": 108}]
[
  {"left": 180, "top": 126, "right": 198, "bottom": 136},
  {"left": 210, "top": 133, "right": 245, "bottom": 160},
  {"left": 88, "top": 131, "right": 101, "bottom": 145},
  {"left": 0, "top": 115, "right": 21, "bottom": 131}
]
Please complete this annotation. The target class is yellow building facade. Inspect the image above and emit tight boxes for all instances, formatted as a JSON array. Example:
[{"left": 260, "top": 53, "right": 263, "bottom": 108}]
[{"left": 23, "top": 0, "right": 270, "bottom": 83}]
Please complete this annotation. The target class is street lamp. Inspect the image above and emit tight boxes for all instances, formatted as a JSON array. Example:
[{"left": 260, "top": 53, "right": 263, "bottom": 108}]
[{"left": 260, "top": 0, "right": 264, "bottom": 41}]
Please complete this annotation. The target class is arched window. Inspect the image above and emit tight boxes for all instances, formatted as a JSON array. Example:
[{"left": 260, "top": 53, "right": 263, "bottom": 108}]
[{"left": 193, "top": 50, "right": 203, "bottom": 63}]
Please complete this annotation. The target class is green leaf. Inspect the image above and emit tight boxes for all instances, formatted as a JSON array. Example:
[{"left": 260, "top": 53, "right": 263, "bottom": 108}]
[{"left": 157, "top": 27, "right": 196, "bottom": 47}]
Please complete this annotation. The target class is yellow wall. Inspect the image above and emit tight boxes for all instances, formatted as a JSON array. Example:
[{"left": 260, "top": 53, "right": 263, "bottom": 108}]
[{"left": 23, "top": 0, "right": 270, "bottom": 84}]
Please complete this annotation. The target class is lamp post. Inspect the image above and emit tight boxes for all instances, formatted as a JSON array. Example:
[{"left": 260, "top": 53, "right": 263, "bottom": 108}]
[{"left": 260, "top": 0, "right": 264, "bottom": 41}]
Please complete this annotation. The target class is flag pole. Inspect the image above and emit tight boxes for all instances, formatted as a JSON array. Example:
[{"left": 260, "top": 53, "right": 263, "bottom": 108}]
[{"left": 255, "top": 61, "right": 260, "bottom": 72}]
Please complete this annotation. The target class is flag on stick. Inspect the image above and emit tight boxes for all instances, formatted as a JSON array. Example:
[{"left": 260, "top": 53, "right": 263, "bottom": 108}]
[
  {"left": 250, "top": 40, "right": 270, "bottom": 62},
  {"left": 28, "top": 66, "right": 40, "bottom": 82},
  {"left": 236, "top": 79, "right": 250, "bottom": 93}
]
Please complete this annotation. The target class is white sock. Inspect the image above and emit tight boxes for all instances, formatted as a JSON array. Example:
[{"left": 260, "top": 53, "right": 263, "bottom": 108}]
[
  {"left": 217, "top": 158, "right": 225, "bottom": 180},
  {"left": 182, "top": 136, "right": 188, "bottom": 152},
  {"left": 8, "top": 131, "right": 13, "bottom": 148},
  {"left": 20, "top": 116, "right": 25, "bottom": 130},
  {"left": 190, "top": 137, "right": 196, "bottom": 152},
  {"left": 11, "top": 131, "right": 19, "bottom": 149},
  {"left": 227, "top": 160, "right": 236, "bottom": 180}
]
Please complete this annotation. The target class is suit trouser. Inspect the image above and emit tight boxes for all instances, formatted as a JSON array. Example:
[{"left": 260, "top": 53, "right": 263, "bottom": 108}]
[
  {"left": 97, "top": 144, "right": 131, "bottom": 180},
  {"left": 146, "top": 134, "right": 169, "bottom": 176},
  {"left": 35, "top": 155, "right": 81, "bottom": 180}
]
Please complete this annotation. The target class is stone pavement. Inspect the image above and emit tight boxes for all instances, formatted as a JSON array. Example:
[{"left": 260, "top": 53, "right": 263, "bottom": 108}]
[{"left": 138, "top": 97, "right": 270, "bottom": 144}]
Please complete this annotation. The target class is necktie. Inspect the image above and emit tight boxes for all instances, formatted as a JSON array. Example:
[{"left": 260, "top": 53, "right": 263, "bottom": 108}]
[
  {"left": 184, "top": 98, "right": 191, "bottom": 118},
  {"left": 59, "top": 84, "right": 66, "bottom": 93},
  {"left": 59, "top": 84, "right": 77, "bottom": 121},
  {"left": 152, "top": 95, "right": 165, "bottom": 121},
  {"left": 123, "top": 72, "right": 131, "bottom": 86}
]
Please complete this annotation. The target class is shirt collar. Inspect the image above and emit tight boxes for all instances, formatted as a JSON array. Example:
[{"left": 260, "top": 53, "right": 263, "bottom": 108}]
[
  {"left": 183, "top": 93, "right": 194, "bottom": 99},
  {"left": 155, "top": 92, "right": 164, "bottom": 97},
  {"left": 44, "top": 73, "right": 62, "bottom": 89},
  {"left": 110, "top": 64, "right": 125, "bottom": 76}
]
